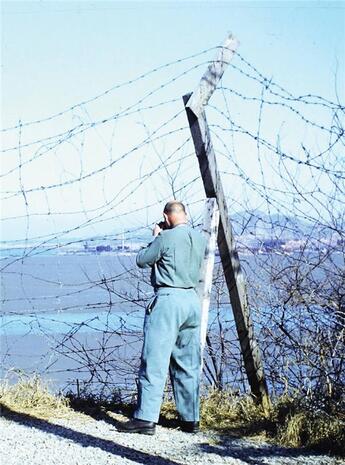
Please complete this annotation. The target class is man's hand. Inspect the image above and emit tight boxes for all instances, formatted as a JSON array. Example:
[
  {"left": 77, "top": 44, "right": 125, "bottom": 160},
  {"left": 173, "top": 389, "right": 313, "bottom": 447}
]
[{"left": 153, "top": 223, "right": 162, "bottom": 237}]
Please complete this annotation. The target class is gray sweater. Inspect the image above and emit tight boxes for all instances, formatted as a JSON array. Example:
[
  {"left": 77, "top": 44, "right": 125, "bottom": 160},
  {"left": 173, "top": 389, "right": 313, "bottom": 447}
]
[{"left": 137, "top": 224, "right": 206, "bottom": 290}]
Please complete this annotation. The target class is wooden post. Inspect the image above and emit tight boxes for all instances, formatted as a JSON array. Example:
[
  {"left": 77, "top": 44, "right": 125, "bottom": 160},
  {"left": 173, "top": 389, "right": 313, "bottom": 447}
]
[
  {"left": 183, "top": 34, "right": 270, "bottom": 409},
  {"left": 198, "top": 199, "right": 220, "bottom": 362},
  {"left": 186, "top": 33, "right": 239, "bottom": 118}
]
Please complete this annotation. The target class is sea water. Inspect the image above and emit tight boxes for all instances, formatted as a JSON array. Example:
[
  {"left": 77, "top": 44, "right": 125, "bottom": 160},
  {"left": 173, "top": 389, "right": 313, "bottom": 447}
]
[{"left": 1, "top": 249, "right": 341, "bottom": 395}]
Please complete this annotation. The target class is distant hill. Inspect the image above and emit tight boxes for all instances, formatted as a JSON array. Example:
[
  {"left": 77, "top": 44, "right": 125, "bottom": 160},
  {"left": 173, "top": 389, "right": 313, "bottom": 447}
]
[{"left": 229, "top": 210, "right": 320, "bottom": 240}]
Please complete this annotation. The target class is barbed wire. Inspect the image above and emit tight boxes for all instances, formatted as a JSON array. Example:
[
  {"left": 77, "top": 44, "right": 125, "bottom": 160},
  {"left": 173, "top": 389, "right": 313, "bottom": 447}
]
[
  {"left": 1, "top": 45, "right": 344, "bottom": 403},
  {"left": 1, "top": 46, "right": 222, "bottom": 132}
]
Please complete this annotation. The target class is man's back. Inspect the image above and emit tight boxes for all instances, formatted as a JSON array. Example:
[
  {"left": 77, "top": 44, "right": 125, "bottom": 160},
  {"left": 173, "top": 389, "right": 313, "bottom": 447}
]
[{"left": 136, "top": 224, "right": 206, "bottom": 289}]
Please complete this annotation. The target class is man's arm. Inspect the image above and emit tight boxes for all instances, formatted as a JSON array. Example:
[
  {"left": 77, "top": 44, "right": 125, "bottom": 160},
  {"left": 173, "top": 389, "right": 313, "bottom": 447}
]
[{"left": 136, "top": 233, "right": 164, "bottom": 268}]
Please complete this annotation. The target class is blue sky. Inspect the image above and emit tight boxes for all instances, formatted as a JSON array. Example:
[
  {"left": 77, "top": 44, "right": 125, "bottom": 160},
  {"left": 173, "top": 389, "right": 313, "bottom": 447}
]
[
  {"left": 1, "top": 1, "right": 344, "bottom": 242},
  {"left": 3, "top": 0, "right": 344, "bottom": 122}
]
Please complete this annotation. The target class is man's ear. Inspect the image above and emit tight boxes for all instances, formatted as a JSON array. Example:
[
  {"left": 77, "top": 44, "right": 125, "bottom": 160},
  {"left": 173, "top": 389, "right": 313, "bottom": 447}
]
[{"left": 163, "top": 212, "right": 170, "bottom": 226}]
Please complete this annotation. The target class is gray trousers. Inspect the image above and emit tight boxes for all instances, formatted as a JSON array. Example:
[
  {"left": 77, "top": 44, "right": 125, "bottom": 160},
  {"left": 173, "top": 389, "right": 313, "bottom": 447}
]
[{"left": 133, "top": 287, "right": 201, "bottom": 423}]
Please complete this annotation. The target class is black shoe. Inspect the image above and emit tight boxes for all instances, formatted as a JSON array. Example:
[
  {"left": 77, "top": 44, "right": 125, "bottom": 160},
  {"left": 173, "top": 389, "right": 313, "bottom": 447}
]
[
  {"left": 116, "top": 418, "right": 156, "bottom": 435},
  {"left": 179, "top": 420, "right": 200, "bottom": 433}
]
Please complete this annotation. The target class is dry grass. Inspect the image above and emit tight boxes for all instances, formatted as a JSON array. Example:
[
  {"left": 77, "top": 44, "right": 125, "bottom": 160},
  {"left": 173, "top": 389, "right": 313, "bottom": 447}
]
[
  {"left": 277, "top": 410, "right": 345, "bottom": 453},
  {"left": 0, "top": 373, "right": 72, "bottom": 419},
  {"left": 1, "top": 374, "right": 344, "bottom": 457},
  {"left": 161, "top": 388, "right": 345, "bottom": 457},
  {"left": 200, "top": 389, "right": 270, "bottom": 433}
]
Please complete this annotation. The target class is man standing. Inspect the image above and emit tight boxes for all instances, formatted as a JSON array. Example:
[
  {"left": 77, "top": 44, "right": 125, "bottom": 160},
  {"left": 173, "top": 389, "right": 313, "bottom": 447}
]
[{"left": 117, "top": 201, "right": 207, "bottom": 435}]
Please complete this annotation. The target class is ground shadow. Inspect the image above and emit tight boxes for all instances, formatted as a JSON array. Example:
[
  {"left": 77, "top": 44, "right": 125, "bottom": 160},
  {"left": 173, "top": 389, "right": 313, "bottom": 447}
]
[
  {"left": 197, "top": 434, "right": 337, "bottom": 465},
  {"left": 66, "top": 395, "right": 181, "bottom": 430},
  {"left": 64, "top": 397, "right": 338, "bottom": 464},
  {"left": 0, "top": 403, "right": 183, "bottom": 465}
]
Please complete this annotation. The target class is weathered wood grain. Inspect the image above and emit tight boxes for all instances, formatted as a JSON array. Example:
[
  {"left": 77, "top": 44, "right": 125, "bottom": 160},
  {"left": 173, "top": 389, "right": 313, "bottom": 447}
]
[
  {"left": 198, "top": 198, "right": 220, "bottom": 362},
  {"left": 185, "top": 33, "right": 239, "bottom": 118},
  {"left": 183, "top": 93, "right": 270, "bottom": 410}
]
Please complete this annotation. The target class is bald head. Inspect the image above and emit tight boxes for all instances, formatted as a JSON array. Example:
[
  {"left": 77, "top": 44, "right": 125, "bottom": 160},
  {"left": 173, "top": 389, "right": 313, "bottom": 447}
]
[
  {"left": 163, "top": 201, "right": 187, "bottom": 227},
  {"left": 163, "top": 201, "right": 186, "bottom": 215}
]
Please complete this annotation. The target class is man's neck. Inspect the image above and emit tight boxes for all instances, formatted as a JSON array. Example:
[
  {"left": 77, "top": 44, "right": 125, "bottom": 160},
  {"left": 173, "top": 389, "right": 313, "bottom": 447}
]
[{"left": 172, "top": 221, "right": 188, "bottom": 228}]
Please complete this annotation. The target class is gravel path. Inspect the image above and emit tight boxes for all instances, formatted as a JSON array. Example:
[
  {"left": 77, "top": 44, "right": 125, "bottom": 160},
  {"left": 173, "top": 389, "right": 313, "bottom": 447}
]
[{"left": 1, "top": 410, "right": 343, "bottom": 465}]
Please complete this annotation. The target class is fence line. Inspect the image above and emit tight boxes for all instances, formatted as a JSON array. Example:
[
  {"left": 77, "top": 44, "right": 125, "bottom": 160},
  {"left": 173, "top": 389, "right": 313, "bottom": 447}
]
[{"left": 1, "top": 46, "right": 344, "bottom": 407}]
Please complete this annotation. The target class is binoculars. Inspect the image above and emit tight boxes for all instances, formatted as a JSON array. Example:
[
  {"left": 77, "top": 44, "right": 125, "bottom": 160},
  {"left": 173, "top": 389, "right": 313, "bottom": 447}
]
[{"left": 157, "top": 221, "right": 169, "bottom": 230}]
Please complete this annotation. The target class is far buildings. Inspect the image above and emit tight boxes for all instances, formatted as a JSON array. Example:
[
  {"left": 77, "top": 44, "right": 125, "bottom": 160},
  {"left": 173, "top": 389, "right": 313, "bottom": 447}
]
[
  {"left": 82, "top": 239, "right": 143, "bottom": 254},
  {"left": 77, "top": 234, "right": 340, "bottom": 256}
]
